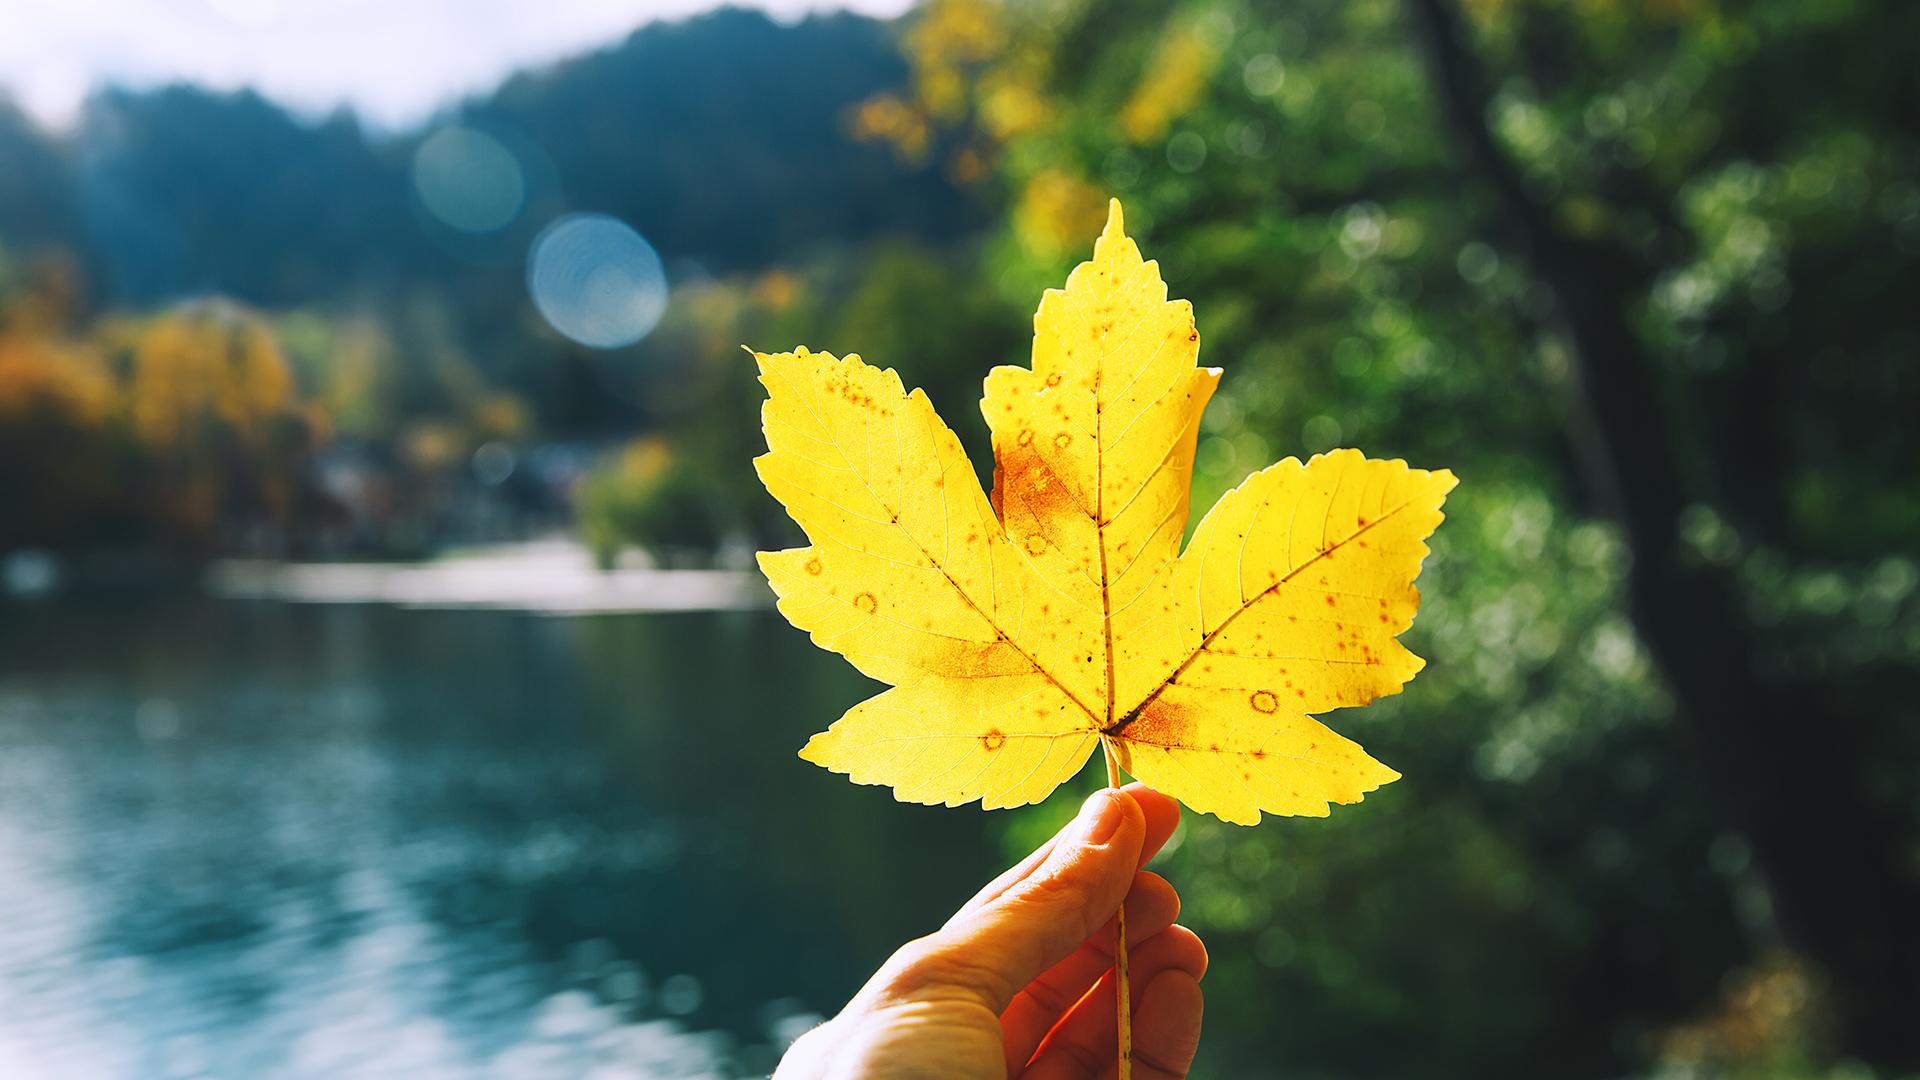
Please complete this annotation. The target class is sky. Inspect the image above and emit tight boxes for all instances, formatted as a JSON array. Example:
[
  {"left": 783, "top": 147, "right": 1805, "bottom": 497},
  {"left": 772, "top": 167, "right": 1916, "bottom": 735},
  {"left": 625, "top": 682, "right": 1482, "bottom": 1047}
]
[{"left": 0, "top": 0, "right": 914, "bottom": 132}]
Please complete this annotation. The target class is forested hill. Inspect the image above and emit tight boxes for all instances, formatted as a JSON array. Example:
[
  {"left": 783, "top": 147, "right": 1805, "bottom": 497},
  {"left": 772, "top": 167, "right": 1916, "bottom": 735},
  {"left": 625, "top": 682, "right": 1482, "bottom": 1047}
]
[{"left": 0, "top": 6, "right": 975, "bottom": 309}]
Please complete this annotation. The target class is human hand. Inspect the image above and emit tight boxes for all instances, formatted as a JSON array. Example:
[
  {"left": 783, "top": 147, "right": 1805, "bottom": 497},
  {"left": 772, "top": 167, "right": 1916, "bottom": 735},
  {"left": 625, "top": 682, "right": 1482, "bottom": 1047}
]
[{"left": 775, "top": 784, "right": 1205, "bottom": 1079}]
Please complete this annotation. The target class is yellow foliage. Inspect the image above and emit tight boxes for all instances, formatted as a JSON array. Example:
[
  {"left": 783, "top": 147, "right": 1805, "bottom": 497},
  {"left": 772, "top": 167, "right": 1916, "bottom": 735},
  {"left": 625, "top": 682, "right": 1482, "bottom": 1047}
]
[
  {"left": 473, "top": 393, "right": 530, "bottom": 441},
  {"left": 1014, "top": 169, "right": 1111, "bottom": 261},
  {"left": 128, "top": 307, "right": 297, "bottom": 448},
  {"left": 401, "top": 421, "right": 466, "bottom": 472},
  {"left": 903, "top": 0, "right": 1008, "bottom": 122},
  {"left": 0, "top": 331, "right": 115, "bottom": 428},
  {"left": 756, "top": 202, "right": 1454, "bottom": 823},
  {"left": 1120, "top": 26, "right": 1220, "bottom": 143},
  {"left": 752, "top": 269, "right": 805, "bottom": 313},
  {"left": 851, "top": 0, "right": 1056, "bottom": 164},
  {"left": 616, "top": 436, "right": 674, "bottom": 484},
  {"left": 978, "top": 74, "right": 1051, "bottom": 141},
  {"left": 0, "top": 283, "right": 343, "bottom": 547},
  {"left": 949, "top": 147, "right": 989, "bottom": 186},
  {"left": 850, "top": 95, "right": 932, "bottom": 160}
]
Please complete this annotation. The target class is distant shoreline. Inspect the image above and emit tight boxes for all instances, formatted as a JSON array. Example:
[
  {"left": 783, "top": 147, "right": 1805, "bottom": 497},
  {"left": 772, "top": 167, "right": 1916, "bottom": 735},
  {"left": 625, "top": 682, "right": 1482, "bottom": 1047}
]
[{"left": 206, "top": 539, "right": 770, "bottom": 616}]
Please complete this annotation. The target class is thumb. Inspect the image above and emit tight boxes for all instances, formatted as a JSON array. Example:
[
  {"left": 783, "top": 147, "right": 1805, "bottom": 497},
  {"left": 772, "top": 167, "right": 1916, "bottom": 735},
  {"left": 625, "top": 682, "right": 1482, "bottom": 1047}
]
[{"left": 883, "top": 790, "right": 1145, "bottom": 1014}]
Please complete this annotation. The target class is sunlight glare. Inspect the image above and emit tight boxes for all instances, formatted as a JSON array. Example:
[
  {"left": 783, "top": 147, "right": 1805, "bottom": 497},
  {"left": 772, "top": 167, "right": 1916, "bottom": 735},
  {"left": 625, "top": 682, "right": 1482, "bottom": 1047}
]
[
  {"left": 526, "top": 214, "right": 668, "bottom": 349},
  {"left": 412, "top": 126, "right": 527, "bottom": 234}
]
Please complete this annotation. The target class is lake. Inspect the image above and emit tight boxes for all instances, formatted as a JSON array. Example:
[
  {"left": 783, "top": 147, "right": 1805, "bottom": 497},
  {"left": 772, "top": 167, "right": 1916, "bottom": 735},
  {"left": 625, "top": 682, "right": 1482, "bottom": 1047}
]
[{"left": 0, "top": 597, "right": 1007, "bottom": 1078}]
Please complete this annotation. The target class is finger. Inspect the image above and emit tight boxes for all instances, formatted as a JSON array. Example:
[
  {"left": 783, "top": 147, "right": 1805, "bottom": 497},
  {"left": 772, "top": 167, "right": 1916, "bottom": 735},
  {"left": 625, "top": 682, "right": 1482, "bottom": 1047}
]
[
  {"left": 1020, "top": 926, "right": 1207, "bottom": 1080},
  {"left": 1117, "top": 970, "right": 1204, "bottom": 1080},
  {"left": 961, "top": 783, "right": 1180, "bottom": 916},
  {"left": 1000, "top": 872, "right": 1179, "bottom": 1073},
  {"left": 896, "top": 789, "right": 1143, "bottom": 1014}
]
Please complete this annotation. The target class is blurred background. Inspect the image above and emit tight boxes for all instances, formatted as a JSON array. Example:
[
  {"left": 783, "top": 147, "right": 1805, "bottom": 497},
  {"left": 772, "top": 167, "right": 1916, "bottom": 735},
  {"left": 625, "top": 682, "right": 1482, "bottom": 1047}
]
[{"left": 1, "top": 0, "right": 1916, "bottom": 1076}]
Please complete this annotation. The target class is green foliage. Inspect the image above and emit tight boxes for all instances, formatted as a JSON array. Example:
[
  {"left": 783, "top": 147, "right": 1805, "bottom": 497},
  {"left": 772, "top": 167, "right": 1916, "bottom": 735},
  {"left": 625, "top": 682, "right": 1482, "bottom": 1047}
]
[
  {"left": 578, "top": 439, "right": 723, "bottom": 565},
  {"left": 879, "top": 0, "right": 1919, "bottom": 1075}
]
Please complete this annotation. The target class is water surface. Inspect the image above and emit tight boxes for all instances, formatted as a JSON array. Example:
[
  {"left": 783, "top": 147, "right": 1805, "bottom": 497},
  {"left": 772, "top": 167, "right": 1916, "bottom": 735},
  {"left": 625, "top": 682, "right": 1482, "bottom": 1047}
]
[{"left": 0, "top": 598, "right": 1004, "bottom": 1077}]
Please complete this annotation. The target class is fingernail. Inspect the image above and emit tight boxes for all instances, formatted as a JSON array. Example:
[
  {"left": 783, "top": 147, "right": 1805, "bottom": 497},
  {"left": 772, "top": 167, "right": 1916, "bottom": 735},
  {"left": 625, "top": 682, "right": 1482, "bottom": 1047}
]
[{"left": 1074, "top": 790, "right": 1126, "bottom": 846}]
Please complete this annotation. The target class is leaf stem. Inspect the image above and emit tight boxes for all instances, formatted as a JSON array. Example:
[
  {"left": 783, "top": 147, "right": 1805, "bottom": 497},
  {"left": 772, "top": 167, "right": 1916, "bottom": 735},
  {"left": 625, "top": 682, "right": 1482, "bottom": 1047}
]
[{"left": 1102, "top": 736, "right": 1132, "bottom": 1080}]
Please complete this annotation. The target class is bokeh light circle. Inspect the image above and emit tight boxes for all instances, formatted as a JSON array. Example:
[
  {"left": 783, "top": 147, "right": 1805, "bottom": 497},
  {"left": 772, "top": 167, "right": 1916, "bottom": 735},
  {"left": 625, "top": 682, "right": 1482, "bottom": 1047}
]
[
  {"left": 412, "top": 126, "right": 526, "bottom": 233},
  {"left": 525, "top": 214, "right": 669, "bottom": 349}
]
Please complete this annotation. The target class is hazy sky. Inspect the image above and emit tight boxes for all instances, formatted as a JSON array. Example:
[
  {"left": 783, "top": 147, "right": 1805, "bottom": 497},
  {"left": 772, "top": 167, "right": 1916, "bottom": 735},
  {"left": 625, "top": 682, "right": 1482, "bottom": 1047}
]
[{"left": 0, "top": 0, "right": 914, "bottom": 131}]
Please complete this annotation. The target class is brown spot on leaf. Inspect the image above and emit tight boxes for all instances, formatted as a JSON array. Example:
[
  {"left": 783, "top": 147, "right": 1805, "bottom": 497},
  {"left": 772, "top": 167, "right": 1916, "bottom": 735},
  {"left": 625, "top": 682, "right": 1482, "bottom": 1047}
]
[
  {"left": 1025, "top": 534, "right": 1048, "bottom": 555},
  {"left": 803, "top": 558, "right": 823, "bottom": 576},
  {"left": 1017, "top": 428, "right": 1035, "bottom": 447},
  {"left": 1124, "top": 698, "right": 1196, "bottom": 747},
  {"left": 853, "top": 592, "right": 877, "bottom": 614},
  {"left": 1001, "top": 434, "right": 1086, "bottom": 522},
  {"left": 981, "top": 729, "right": 1006, "bottom": 751},
  {"left": 1053, "top": 432, "right": 1072, "bottom": 449},
  {"left": 1250, "top": 690, "right": 1279, "bottom": 713}
]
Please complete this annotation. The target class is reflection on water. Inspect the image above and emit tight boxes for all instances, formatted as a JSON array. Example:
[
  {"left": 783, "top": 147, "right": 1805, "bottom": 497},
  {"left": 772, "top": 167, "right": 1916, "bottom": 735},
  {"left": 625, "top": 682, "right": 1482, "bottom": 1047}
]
[{"left": 0, "top": 599, "right": 1005, "bottom": 1078}]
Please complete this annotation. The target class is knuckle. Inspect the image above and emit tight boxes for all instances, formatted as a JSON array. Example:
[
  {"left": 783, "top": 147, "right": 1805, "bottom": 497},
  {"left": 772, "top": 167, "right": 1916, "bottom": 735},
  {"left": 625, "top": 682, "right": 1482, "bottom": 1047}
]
[
  {"left": 1008, "top": 867, "right": 1095, "bottom": 913},
  {"left": 1001, "top": 872, "right": 1102, "bottom": 935}
]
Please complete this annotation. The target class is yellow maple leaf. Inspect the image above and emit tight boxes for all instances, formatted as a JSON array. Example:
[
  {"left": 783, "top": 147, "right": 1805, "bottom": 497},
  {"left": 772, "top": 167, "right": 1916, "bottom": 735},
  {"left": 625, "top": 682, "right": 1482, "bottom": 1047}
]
[{"left": 755, "top": 200, "right": 1455, "bottom": 824}]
